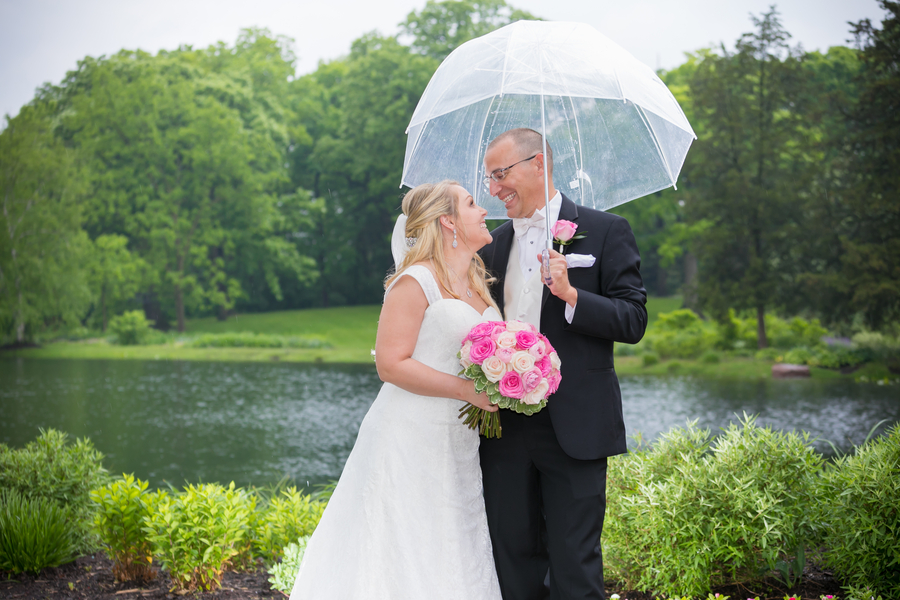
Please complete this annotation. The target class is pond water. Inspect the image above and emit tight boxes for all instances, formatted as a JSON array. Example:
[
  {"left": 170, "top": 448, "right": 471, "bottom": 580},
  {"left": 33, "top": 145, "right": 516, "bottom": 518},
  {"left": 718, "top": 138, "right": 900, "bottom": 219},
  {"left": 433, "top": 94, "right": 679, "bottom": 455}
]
[{"left": 1, "top": 358, "right": 897, "bottom": 489}]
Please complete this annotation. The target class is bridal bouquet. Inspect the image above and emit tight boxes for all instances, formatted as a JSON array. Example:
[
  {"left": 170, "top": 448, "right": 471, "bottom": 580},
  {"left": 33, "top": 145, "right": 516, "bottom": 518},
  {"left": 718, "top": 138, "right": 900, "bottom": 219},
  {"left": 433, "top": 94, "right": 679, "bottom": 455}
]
[{"left": 457, "top": 320, "right": 561, "bottom": 438}]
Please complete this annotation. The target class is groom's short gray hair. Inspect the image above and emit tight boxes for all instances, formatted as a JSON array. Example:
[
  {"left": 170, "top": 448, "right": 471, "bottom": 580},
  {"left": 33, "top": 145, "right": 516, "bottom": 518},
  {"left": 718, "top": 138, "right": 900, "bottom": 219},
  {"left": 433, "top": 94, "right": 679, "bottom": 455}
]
[{"left": 487, "top": 128, "right": 553, "bottom": 166}]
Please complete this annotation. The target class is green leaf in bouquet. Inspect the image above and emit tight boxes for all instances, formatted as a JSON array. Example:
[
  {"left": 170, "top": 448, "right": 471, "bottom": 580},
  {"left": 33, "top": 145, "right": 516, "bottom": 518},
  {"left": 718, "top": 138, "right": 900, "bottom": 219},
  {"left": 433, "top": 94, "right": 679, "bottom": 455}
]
[{"left": 464, "top": 364, "right": 483, "bottom": 379}]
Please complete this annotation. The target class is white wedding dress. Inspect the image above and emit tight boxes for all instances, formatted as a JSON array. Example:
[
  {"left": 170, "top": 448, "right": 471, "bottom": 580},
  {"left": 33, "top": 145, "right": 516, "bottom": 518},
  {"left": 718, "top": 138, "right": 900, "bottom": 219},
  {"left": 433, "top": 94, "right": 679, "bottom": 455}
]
[{"left": 290, "top": 265, "right": 503, "bottom": 600}]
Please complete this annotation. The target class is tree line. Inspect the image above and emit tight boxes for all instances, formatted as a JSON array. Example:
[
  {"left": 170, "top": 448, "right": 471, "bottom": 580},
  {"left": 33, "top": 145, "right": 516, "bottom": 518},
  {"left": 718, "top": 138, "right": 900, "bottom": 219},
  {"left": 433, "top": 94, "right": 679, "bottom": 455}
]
[{"left": 1, "top": 0, "right": 897, "bottom": 347}]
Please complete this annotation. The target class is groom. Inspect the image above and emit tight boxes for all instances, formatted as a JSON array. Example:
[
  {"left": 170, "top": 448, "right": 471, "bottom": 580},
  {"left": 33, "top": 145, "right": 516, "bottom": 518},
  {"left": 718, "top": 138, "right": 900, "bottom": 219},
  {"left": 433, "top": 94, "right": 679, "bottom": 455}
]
[{"left": 479, "top": 128, "right": 647, "bottom": 600}]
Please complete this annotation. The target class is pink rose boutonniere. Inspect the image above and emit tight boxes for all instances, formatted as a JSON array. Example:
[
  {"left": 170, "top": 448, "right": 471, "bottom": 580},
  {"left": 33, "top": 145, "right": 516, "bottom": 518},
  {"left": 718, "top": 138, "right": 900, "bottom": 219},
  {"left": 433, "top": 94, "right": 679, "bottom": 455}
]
[{"left": 551, "top": 220, "right": 586, "bottom": 253}]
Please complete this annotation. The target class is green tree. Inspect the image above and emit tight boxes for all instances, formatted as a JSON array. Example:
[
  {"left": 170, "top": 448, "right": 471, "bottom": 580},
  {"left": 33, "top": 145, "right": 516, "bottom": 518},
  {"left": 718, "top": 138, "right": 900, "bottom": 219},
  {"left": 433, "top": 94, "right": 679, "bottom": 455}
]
[
  {"left": 0, "top": 102, "right": 91, "bottom": 343},
  {"left": 819, "top": 2, "right": 900, "bottom": 327},
  {"left": 400, "top": 0, "right": 540, "bottom": 61},
  {"left": 683, "top": 8, "right": 814, "bottom": 348},
  {"left": 58, "top": 32, "right": 317, "bottom": 329},
  {"left": 85, "top": 234, "right": 145, "bottom": 331}
]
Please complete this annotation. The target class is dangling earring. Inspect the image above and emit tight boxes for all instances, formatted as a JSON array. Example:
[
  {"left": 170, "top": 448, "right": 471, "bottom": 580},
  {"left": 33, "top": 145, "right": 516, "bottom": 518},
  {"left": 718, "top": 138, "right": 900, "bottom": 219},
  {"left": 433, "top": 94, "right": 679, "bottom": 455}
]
[{"left": 452, "top": 229, "right": 458, "bottom": 249}]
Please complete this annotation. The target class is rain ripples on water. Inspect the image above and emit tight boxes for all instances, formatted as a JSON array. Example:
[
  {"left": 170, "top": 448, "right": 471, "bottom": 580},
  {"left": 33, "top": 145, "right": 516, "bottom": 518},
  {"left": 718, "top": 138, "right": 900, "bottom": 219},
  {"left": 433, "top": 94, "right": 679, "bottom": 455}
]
[{"left": 1, "top": 358, "right": 897, "bottom": 489}]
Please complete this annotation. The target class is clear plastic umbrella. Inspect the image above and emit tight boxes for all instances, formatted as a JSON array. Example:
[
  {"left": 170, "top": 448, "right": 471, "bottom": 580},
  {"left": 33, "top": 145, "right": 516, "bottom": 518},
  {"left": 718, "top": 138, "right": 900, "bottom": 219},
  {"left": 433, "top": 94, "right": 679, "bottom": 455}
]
[{"left": 401, "top": 20, "right": 696, "bottom": 223}]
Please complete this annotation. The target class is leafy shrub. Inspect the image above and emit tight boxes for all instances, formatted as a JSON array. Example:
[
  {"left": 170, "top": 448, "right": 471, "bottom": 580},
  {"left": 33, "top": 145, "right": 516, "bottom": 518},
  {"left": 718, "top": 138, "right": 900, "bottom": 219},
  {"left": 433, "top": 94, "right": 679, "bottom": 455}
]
[
  {"left": 0, "top": 488, "right": 78, "bottom": 574},
  {"left": 253, "top": 487, "right": 326, "bottom": 563},
  {"left": 91, "top": 474, "right": 155, "bottom": 582},
  {"left": 604, "top": 416, "right": 824, "bottom": 597},
  {"left": 818, "top": 424, "right": 900, "bottom": 598},
  {"left": 0, "top": 429, "right": 110, "bottom": 553},
  {"left": 782, "top": 347, "right": 814, "bottom": 365},
  {"left": 267, "top": 536, "right": 310, "bottom": 594},
  {"left": 645, "top": 309, "right": 718, "bottom": 359},
  {"left": 755, "top": 347, "right": 781, "bottom": 361},
  {"left": 641, "top": 353, "right": 659, "bottom": 367},
  {"left": 188, "top": 332, "right": 330, "bottom": 349},
  {"left": 700, "top": 351, "right": 720, "bottom": 364},
  {"left": 143, "top": 482, "right": 256, "bottom": 591},
  {"left": 109, "top": 310, "right": 153, "bottom": 345}
]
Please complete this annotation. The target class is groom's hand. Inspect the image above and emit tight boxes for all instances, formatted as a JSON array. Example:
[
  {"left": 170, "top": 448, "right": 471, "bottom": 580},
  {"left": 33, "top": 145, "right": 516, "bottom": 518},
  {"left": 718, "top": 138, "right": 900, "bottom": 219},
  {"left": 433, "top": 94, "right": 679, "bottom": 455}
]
[{"left": 538, "top": 249, "right": 578, "bottom": 308}]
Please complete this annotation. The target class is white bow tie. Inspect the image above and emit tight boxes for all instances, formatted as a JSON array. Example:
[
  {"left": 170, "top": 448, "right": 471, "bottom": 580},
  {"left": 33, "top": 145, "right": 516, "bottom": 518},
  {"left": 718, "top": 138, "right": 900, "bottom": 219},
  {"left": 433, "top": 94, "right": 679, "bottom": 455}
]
[{"left": 513, "top": 213, "right": 545, "bottom": 239}]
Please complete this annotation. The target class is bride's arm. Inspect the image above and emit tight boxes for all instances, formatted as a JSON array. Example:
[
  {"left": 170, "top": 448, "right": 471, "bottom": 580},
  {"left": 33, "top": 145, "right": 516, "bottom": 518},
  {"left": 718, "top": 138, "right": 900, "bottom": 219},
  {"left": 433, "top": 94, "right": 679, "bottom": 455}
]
[{"left": 375, "top": 275, "right": 497, "bottom": 412}]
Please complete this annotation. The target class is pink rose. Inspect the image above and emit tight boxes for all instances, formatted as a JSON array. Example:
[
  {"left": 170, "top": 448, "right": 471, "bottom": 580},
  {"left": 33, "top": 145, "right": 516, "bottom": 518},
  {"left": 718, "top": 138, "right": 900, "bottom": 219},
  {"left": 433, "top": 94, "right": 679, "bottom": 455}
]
[
  {"left": 515, "top": 330, "right": 539, "bottom": 350},
  {"left": 528, "top": 340, "right": 546, "bottom": 360},
  {"left": 551, "top": 220, "right": 577, "bottom": 242},
  {"left": 499, "top": 371, "right": 525, "bottom": 399},
  {"left": 523, "top": 379, "right": 550, "bottom": 405},
  {"left": 547, "top": 371, "right": 562, "bottom": 394},
  {"left": 466, "top": 322, "right": 495, "bottom": 342},
  {"left": 496, "top": 347, "right": 515, "bottom": 363},
  {"left": 521, "top": 367, "right": 543, "bottom": 393},
  {"left": 490, "top": 323, "right": 506, "bottom": 341},
  {"left": 469, "top": 338, "right": 496, "bottom": 365},
  {"left": 536, "top": 356, "right": 552, "bottom": 377}
]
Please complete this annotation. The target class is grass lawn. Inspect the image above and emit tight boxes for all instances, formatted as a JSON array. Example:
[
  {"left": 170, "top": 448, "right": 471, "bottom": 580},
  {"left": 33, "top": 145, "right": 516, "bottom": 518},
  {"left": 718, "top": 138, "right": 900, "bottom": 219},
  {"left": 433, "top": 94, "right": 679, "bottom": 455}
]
[{"left": 8, "top": 296, "right": 891, "bottom": 381}]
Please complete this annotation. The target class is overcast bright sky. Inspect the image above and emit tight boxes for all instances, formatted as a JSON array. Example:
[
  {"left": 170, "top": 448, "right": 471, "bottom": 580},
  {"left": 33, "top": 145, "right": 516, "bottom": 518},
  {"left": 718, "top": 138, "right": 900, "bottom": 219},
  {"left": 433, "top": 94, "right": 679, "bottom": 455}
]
[{"left": 1, "top": 0, "right": 886, "bottom": 119}]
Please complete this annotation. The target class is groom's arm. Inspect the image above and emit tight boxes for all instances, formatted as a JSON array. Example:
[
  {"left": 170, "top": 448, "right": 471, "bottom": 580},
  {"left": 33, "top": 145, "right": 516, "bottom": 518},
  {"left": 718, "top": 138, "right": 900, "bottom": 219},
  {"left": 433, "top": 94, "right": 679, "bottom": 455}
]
[{"left": 561, "top": 216, "right": 647, "bottom": 344}]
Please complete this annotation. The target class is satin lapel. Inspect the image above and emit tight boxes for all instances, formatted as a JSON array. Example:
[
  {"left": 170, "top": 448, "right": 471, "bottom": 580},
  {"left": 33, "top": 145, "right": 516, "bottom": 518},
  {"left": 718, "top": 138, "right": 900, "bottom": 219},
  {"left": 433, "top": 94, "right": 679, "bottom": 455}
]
[
  {"left": 541, "top": 194, "right": 580, "bottom": 310},
  {"left": 489, "top": 221, "right": 514, "bottom": 318}
]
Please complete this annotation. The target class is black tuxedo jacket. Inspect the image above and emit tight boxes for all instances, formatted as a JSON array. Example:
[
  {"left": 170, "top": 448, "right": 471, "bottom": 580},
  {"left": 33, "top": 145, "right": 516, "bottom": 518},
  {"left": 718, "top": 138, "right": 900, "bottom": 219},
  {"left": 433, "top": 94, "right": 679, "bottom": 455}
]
[{"left": 479, "top": 194, "right": 647, "bottom": 460}]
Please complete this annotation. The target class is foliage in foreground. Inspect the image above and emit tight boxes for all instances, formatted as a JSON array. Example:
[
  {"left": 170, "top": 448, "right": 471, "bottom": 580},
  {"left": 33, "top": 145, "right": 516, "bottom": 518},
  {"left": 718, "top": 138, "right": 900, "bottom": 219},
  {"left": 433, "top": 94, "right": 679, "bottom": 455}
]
[
  {"left": 91, "top": 474, "right": 156, "bottom": 582},
  {"left": 0, "top": 488, "right": 78, "bottom": 574},
  {"left": 605, "top": 416, "right": 825, "bottom": 597},
  {"left": 0, "top": 429, "right": 110, "bottom": 554},
  {"left": 87, "top": 476, "right": 327, "bottom": 592},
  {"left": 818, "top": 424, "right": 900, "bottom": 597},
  {"left": 267, "top": 536, "right": 310, "bottom": 594},
  {"left": 143, "top": 482, "right": 256, "bottom": 592}
]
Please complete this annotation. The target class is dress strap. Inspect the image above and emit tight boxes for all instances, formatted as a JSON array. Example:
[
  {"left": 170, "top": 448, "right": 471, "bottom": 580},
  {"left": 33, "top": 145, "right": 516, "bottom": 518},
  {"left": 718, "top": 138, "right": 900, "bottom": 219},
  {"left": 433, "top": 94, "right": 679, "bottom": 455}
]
[{"left": 385, "top": 265, "right": 443, "bottom": 306}]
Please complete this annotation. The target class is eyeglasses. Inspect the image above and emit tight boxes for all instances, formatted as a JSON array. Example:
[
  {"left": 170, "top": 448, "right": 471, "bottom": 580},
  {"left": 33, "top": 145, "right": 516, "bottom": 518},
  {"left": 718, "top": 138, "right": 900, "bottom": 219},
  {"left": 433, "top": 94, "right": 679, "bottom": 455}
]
[{"left": 482, "top": 154, "right": 537, "bottom": 189}]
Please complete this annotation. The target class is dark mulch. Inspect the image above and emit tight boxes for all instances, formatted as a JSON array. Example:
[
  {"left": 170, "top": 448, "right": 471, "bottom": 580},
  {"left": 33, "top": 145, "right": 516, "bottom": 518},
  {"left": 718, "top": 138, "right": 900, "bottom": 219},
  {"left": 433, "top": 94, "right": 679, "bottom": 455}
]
[
  {"left": 1, "top": 553, "right": 845, "bottom": 600},
  {"left": 0, "top": 554, "right": 282, "bottom": 600}
]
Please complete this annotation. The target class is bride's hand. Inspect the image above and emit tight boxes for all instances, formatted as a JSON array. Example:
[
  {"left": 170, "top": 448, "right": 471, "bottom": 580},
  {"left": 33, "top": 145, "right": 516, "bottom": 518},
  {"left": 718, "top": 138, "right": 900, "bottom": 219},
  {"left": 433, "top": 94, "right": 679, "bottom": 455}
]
[{"left": 460, "top": 383, "right": 498, "bottom": 412}]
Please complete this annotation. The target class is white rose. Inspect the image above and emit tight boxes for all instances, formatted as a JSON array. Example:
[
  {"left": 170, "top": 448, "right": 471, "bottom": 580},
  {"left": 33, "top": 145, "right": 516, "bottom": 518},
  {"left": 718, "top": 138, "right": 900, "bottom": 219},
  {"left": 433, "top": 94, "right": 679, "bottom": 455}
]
[
  {"left": 481, "top": 355, "right": 507, "bottom": 382},
  {"left": 459, "top": 341, "right": 473, "bottom": 368},
  {"left": 496, "top": 331, "right": 518, "bottom": 349},
  {"left": 510, "top": 351, "right": 536, "bottom": 374},
  {"left": 549, "top": 351, "right": 561, "bottom": 371},
  {"left": 505, "top": 320, "right": 530, "bottom": 332},
  {"left": 523, "top": 379, "right": 550, "bottom": 405}
]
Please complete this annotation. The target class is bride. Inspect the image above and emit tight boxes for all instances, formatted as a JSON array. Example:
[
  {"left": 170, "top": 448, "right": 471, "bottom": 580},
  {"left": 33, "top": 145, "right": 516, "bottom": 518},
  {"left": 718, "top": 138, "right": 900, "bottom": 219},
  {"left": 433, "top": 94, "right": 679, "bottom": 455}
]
[{"left": 289, "top": 181, "right": 503, "bottom": 599}]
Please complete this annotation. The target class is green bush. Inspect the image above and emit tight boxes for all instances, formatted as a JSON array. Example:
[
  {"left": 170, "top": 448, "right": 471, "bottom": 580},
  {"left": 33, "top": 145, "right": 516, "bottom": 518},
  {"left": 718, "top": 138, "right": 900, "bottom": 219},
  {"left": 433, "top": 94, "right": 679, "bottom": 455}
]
[
  {"left": 188, "top": 332, "right": 330, "bottom": 349},
  {"left": 818, "top": 424, "right": 900, "bottom": 598},
  {"left": 253, "top": 487, "right": 326, "bottom": 563},
  {"left": 0, "top": 429, "right": 110, "bottom": 553},
  {"left": 700, "top": 351, "right": 720, "bottom": 364},
  {"left": 91, "top": 474, "right": 155, "bottom": 582},
  {"left": 641, "top": 352, "right": 659, "bottom": 367},
  {"left": 267, "top": 536, "right": 310, "bottom": 594},
  {"left": 109, "top": 310, "right": 153, "bottom": 345},
  {"left": 604, "top": 416, "right": 824, "bottom": 597},
  {"left": 645, "top": 309, "right": 718, "bottom": 359},
  {"left": 754, "top": 347, "right": 780, "bottom": 361},
  {"left": 0, "top": 488, "right": 78, "bottom": 574},
  {"left": 143, "top": 482, "right": 256, "bottom": 592},
  {"left": 782, "top": 347, "right": 814, "bottom": 365}
]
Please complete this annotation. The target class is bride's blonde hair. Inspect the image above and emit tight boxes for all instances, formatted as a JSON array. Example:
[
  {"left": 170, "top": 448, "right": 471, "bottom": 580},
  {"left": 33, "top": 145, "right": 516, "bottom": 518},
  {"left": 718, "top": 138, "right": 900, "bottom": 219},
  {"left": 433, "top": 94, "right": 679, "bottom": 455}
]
[{"left": 385, "top": 181, "right": 498, "bottom": 312}]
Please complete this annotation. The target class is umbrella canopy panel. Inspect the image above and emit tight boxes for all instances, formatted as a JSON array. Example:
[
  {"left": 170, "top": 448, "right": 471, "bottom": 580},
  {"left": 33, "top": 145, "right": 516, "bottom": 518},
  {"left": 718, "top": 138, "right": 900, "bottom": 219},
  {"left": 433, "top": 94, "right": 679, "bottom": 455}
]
[{"left": 401, "top": 20, "right": 696, "bottom": 218}]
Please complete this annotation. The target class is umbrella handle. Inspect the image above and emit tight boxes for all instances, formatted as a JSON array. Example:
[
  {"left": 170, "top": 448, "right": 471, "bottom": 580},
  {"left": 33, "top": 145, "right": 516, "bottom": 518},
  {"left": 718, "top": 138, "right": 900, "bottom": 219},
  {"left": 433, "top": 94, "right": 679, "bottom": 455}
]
[{"left": 542, "top": 248, "right": 552, "bottom": 285}]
